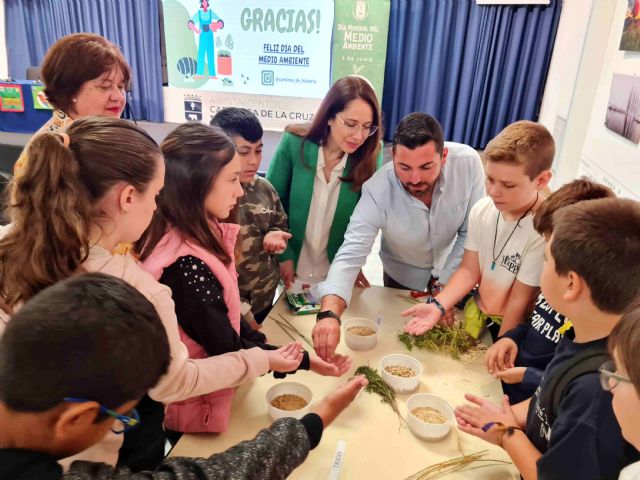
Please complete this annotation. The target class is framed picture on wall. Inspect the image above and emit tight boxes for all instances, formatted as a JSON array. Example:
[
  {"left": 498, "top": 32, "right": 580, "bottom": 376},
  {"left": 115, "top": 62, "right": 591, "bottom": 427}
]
[
  {"left": 620, "top": 0, "right": 640, "bottom": 52},
  {"left": 605, "top": 74, "right": 640, "bottom": 144}
]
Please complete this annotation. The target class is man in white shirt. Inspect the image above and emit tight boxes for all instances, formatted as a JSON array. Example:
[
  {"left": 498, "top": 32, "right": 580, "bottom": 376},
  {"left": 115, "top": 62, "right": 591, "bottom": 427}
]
[{"left": 312, "top": 113, "right": 485, "bottom": 360}]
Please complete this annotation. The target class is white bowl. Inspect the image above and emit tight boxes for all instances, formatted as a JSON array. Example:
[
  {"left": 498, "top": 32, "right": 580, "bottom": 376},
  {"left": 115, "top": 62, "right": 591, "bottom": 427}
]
[
  {"left": 343, "top": 318, "right": 379, "bottom": 351},
  {"left": 406, "top": 393, "right": 454, "bottom": 440},
  {"left": 379, "top": 353, "right": 423, "bottom": 394},
  {"left": 266, "top": 382, "right": 312, "bottom": 421}
]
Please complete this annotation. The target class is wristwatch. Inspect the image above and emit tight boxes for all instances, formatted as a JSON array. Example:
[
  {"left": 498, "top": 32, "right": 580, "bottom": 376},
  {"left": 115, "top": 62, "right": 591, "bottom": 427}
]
[
  {"left": 316, "top": 310, "right": 341, "bottom": 326},
  {"left": 426, "top": 297, "right": 447, "bottom": 318}
]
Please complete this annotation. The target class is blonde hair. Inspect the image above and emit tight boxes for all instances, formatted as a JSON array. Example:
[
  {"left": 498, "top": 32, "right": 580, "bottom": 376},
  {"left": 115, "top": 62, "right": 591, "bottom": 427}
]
[{"left": 483, "top": 120, "right": 555, "bottom": 179}]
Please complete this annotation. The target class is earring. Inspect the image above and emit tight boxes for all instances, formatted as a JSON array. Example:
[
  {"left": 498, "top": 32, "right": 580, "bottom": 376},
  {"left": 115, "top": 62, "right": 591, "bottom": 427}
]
[
  {"left": 121, "top": 208, "right": 128, "bottom": 215},
  {"left": 72, "top": 98, "right": 77, "bottom": 103}
]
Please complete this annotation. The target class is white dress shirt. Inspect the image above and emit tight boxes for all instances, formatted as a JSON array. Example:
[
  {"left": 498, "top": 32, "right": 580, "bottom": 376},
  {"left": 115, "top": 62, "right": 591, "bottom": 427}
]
[
  {"left": 315, "top": 142, "right": 485, "bottom": 305},
  {"left": 296, "top": 148, "right": 348, "bottom": 284}
]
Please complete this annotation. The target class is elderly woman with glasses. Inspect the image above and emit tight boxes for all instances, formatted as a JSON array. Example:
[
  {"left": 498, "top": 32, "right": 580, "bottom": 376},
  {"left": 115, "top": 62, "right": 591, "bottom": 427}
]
[
  {"left": 267, "top": 75, "right": 383, "bottom": 289},
  {"left": 601, "top": 303, "right": 640, "bottom": 480},
  {"left": 13, "top": 33, "right": 130, "bottom": 179}
]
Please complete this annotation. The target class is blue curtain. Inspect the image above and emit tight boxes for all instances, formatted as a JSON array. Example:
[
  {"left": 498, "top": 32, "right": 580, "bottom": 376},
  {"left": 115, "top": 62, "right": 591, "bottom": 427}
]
[
  {"left": 5, "top": 0, "right": 164, "bottom": 122},
  {"left": 382, "top": 0, "right": 562, "bottom": 148}
]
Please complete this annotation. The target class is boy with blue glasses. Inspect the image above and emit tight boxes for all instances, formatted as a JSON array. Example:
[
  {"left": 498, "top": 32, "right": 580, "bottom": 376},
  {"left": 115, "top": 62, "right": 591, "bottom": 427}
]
[{"left": 0, "top": 273, "right": 366, "bottom": 479}]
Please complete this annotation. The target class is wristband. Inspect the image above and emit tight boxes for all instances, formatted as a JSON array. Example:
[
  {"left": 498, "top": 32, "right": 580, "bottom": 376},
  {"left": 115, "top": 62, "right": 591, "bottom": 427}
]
[
  {"left": 426, "top": 296, "right": 447, "bottom": 318},
  {"left": 316, "top": 310, "right": 341, "bottom": 326},
  {"left": 481, "top": 421, "right": 524, "bottom": 447}
]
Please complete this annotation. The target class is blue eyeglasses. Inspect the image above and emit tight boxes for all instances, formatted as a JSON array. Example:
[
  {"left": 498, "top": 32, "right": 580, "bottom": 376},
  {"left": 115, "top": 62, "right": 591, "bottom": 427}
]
[{"left": 64, "top": 397, "right": 140, "bottom": 434}]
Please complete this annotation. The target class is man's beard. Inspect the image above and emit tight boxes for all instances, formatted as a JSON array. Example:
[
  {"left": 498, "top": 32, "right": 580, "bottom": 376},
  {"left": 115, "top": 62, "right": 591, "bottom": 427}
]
[{"left": 402, "top": 181, "right": 434, "bottom": 198}]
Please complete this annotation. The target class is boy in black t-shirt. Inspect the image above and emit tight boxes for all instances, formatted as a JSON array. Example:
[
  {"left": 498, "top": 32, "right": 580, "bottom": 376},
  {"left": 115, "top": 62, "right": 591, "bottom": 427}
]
[
  {"left": 485, "top": 178, "right": 614, "bottom": 404},
  {"left": 455, "top": 197, "right": 640, "bottom": 480}
]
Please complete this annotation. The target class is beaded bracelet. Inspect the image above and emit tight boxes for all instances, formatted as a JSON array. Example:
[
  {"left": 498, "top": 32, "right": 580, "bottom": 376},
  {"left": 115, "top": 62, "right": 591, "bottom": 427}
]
[{"left": 481, "top": 421, "right": 525, "bottom": 448}]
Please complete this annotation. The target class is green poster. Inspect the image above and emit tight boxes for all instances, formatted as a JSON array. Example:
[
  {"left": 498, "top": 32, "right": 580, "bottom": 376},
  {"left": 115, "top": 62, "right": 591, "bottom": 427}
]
[
  {"left": 31, "top": 85, "right": 53, "bottom": 110},
  {"left": 331, "top": 0, "right": 390, "bottom": 98},
  {"left": 0, "top": 84, "right": 25, "bottom": 112}
]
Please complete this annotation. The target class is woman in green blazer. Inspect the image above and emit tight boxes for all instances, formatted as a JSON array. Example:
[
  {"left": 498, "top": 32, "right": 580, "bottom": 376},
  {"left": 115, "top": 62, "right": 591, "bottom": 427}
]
[{"left": 267, "top": 75, "right": 383, "bottom": 289}]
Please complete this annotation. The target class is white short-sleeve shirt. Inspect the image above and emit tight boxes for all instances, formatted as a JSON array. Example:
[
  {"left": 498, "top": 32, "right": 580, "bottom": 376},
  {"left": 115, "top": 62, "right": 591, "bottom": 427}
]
[{"left": 465, "top": 196, "right": 545, "bottom": 315}]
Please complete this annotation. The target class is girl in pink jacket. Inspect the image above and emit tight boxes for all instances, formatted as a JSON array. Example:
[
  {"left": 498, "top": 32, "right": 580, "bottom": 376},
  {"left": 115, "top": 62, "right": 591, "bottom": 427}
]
[
  {"left": 136, "top": 123, "right": 352, "bottom": 434},
  {"left": 0, "top": 117, "right": 303, "bottom": 469}
]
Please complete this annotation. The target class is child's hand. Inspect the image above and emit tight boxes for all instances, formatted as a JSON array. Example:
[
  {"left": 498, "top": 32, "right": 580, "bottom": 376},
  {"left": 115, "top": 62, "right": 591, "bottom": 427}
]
[
  {"left": 485, "top": 337, "right": 518, "bottom": 374},
  {"left": 264, "top": 231, "right": 292, "bottom": 254},
  {"left": 279, "top": 260, "right": 295, "bottom": 290},
  {"left": 312, "top": 375, "right": 368, "bottom": 427},
  {"left": 401, "top": 303, "right": 442, "bottom": 335},
  {"left": 454, "top": 394, "right": 519, "bottom": 446},
  {"left": 354, "top": 270, "right": 370, "bottom": 288},
  {"left": 267, "top": 342, "right": 303, "bottom": 372},
  {"left": 309, "top": 353, "right": 352, "bottom": 377},
  {"left": 493, "top": 367, "right": 526, "bottom": 384}
]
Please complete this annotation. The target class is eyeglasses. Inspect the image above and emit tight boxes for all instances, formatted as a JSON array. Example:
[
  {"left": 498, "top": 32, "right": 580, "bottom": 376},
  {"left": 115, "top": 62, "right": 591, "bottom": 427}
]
[
  {"left": 64, "top": 397, "right": 140, "bottom": 434},
  {"left": 599, "top": 360, "right": 633, "bottom": 392},
  {"left": 335, "top": 113, "right": 378, "bottom": 138}
]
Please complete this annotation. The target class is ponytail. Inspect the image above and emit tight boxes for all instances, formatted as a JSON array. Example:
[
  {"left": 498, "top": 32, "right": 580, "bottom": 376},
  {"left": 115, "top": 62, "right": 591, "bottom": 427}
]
[
  {"left": 0, "top": 133, "right": 91, "bottom": 306},
  {"left": 0, "top": 116, "right": 161, "bottom": 307}
]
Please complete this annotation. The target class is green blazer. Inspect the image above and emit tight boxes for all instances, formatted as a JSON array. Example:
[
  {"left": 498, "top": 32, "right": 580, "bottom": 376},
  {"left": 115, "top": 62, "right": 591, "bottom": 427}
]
[{"left": 266, "top": 131, "right": 383, "bottom": 268}]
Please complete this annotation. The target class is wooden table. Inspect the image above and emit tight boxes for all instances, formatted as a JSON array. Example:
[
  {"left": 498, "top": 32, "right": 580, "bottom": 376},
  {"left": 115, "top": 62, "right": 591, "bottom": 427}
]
[{"left": 170, "top": 286, "right": 519, "bottom": 479}]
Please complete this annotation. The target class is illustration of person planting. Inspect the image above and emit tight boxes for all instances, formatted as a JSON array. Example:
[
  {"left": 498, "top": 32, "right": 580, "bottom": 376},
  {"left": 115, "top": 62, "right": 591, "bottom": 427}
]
[{"left": 187, "top": 0, "right": 224, "bottom": 79}]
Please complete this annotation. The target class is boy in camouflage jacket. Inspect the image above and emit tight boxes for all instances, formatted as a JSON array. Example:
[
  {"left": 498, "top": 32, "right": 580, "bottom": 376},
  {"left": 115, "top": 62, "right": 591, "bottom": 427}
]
[{"left": 211, "top": 109, "right": 291, "bottom": 326}]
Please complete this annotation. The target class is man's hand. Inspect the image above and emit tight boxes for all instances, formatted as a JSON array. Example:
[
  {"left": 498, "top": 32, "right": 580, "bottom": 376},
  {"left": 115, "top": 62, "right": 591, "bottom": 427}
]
[
  {"left": 312, "top": 375, "right": 368, "bottom": 428},
  {"left": 279, "top": 260, "right": 295, "bottom": 290},
  {"left": 494, "top": 367, "right": 526, "bottom": 384},
  {"left": 454, "top": 393, "right": 519, "bottom": 446},
  {"left": 485, "top": 337, "right": 518, "bottom": 374},
  {"left": 264, "top": 231, "right": 292, "bottom": 254},
  {"left": 309, "top": 353, "right": 352, "bottom": 377},
  {"left": 401, "top": 303, "right": 442, "bottom": 335},
  {"left": 354, "top": 269, "right": 370, "bottom": 288},
  {"left": 312, "top": 318, "right": 341, "bottom": 360},
  {"left": 266, "top": 342, "right": 303, "bottom": 372}
]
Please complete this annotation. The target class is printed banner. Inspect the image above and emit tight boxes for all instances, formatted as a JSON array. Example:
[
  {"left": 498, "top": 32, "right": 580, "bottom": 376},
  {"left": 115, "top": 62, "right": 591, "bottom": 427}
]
[
  {"left": 0, "top": 83, "right": 24, "bottom": 112},
  {"left": 31, "top": 85, "right": 53, "bottom": 110},
  {"left": 331, "top": 0, "right": 391, "bottom": 97},
  {"left": 162, "top": 0, "right": 334, "bottom": 98},
  {"left": 163, "top": 86, "right": 321, "bottom": 130}
]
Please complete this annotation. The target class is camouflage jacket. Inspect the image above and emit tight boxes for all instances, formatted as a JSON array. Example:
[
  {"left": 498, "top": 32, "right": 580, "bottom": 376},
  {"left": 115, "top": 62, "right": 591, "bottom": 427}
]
[{"left": 236, "top": 176, "right": 289, "bottom": 316}]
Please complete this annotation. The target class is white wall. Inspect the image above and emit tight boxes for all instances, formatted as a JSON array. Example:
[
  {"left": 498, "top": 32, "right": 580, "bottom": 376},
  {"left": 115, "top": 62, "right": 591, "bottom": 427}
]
[
  {"left": 576, "top": 0, "right": 640, "bottom": 199},
  {"left": 539, "top": 0, "right": 640, "bottom": 198},
  {"left": 0, "top": 0, "right": 8, "bottom": 79}
]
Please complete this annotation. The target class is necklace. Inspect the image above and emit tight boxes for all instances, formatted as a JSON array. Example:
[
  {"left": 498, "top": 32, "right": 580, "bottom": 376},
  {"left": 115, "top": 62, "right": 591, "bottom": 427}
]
[{"left": 491, "top": 193, "right": 539, "bottom": 271}]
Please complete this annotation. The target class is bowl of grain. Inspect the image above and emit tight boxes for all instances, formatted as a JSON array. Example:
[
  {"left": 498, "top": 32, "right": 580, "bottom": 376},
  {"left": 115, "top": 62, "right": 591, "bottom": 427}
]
[
  {"left": 406, "top": 393, "right": 454, "bottom": 440},
  {"left": 266, "top": 382, "right": 312, "bottom": 421},
  {"left": 379, "top": 353, "right": 423, "bottom": 393},
  {"left": 343, "top": 318, "right": 379, "bottom": 351}
]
